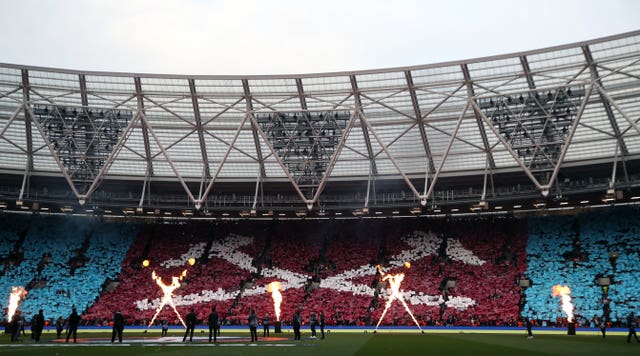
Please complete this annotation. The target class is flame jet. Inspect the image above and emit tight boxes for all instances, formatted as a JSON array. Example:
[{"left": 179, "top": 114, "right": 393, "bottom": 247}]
[
  {"left": 147, "top": 270, "right": 188, "bottom": 328},
  {"left": 267, "top": 281, "right": 283, "bottom": 321},
  {"left": 7, "top": 286, "right": 27, "bottom": 322},
  {"left": 552, "top": 284, "right": 574, "bottom": 322},
  {"left": 375, "top": 264, "right": 422, "bottom": 331}
]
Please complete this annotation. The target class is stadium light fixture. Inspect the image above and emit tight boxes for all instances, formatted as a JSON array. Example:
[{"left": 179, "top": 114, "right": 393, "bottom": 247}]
[
  {"left": 295, "top": 210, "right": 307, "bottom": 218},
  {"left": 409, "top": 207, "right": 422, "bottom": 215},
  {"left": 181, "top": 209, "right": 194, "bottom": 217},
  {"left": 122, "top": 208, "right": 135, "bottom": 215},
  {"left": 239, "top": 210, "right": 251, "bottom": 218},
  {"left": 533, "top": 202, "right": 546, "bottom": 209},
  {"left": 470, "top": 200, "right": 488, "bottom": 212},
  {"left": 60, "top": 206, "right": 74, "bottom": 213},
  {"left": 0, "top": 201, "right": 7, "bottom": 209},
  {"left": 352, "top": 208, "right": 369, "bottom": 216},
  {"left": 601, "top": 188, "right": 617, "bottom": 204}
]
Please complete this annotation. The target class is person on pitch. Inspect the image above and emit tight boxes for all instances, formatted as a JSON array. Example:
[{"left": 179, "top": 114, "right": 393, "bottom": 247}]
[
  {"left": 208, "top": 306, "right": 220, "bottom": 342},
  {"left": 598, "top": 315, "right": 607, "bottom": 338},
  {"left": 310, "top": 312, "right": 318, "bottom": 338},
  {"left": 111, "top": 310, "right": 125, "bottom": 343},
  {"left": 32, "top": 309, "right": 45, "bottom": 342},
  {"left": 320, "top": 311, "right": 326, "bottom": 339},
  {"left": 183, "top": 308, "right": 197, "bottom": 342},
  {"left": 65, "top": 307, "right": 81, "bottom": 343},
  {"left": 248, "top": 309, "right": 259, "bottom": 342},
  {"left": 292, "top": 310, "right": 302, "bottom": 341},
  {"left": 161, "top": 319, "right": 169, "bottom": 337},
  {"left": 525, "top": 317, "right": 533, "bottom": 339},
  {"left": 627, "top": 312, "right": 639, "bottom": 343},
  {"left": 55, "top": 316, "right": 64, "bottom": 339},
  {"left": 262, "top": 313, "right": 271, "bottom": 337}
]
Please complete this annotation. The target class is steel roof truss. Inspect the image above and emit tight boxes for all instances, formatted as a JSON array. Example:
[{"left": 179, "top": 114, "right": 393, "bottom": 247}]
[
  {"left": 303, "top": 93, "right": 355, "bottom": 111},
  {"left": 371, "top": 122, "right": 419, "bottom": 159},
  {"left": 543, "top": 84, "right": 594, "bottom": 192},
  {"left": 0, "top": 105, "right": 24, "bottom": 138},
  {"left": 134, "top": 77, "right": 154, "bottom": 177},
  {"left": 247, "top": 112, "right": 312, "bottom": 207},
  {"left": 351, "top": 75, "right": 378, "bottom": 177},
  {"left": 141, "top": 96, "right": 197, "bottom": 128},
  {"left": 417, "top": 84, "right": 466, "bottom": 120},
  {"left": 0, "top": 86, "right": 23, "bottom": 103},
  {"left": 243, "top": 79, "right": 266, "bottom": 178},
  {"left": 309, "top": 110, "right": 360, "bottom": 206},
  {"left": 424, "top": 101, "right": 471, "bottom": 201},
  {"left": 86, "top": 92, "right": 137, "bottom": 111},
  {"left": 139, "top": 111, "right": 197, "bottom": 204},
  {"left": 462, "top": 64, "right": 496, "bottom": 169},
  {"left": 197, "top": 112, "right": 252, "bottom": 207},
  {"left": 189, "top": 79, "right": 211, "bottom": 181},
  {"left": 520, "top": 56, "right": 537, "bottom": 89}
]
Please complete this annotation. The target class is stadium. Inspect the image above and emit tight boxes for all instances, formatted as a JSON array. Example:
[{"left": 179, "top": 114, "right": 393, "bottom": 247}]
[{"left": 1, "top": 26, "right": 640, "bottom": 355}]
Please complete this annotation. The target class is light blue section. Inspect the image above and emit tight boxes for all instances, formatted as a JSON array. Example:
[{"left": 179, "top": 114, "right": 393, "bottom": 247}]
[
  {"left": 523, "top": 207, "right": 640, "bottom": 322},
  {"left": 0, "top": 216, "right": 137, "bottom": 322}
]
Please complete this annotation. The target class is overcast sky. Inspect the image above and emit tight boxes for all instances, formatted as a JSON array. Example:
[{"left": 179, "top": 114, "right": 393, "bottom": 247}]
[{"left": 1, "top": 0, "right": 638, "bottom": 76}]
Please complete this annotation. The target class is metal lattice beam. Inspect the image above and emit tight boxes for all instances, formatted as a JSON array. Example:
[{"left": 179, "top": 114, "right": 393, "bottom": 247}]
[
  {"left": 243, "top": 79, "right": 266, "bottom": 178},
  {"left": 582, "top": 45, "right": 629, "bottom": 156},
  {"left": 350, "top": 75, "right": 378, "bottom": 176},
  {"left": 189, "top": 79, "right": 211, "bottom": 179},
  {"left": 461, "top": 64, "right": 496, "bottom": 170},
  {"left": 134, "top": 77, "right": 154, "bottom": 177}
]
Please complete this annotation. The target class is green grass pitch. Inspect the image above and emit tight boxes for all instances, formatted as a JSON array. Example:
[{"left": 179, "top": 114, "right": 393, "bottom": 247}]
[{"left": 1, "top": 329, "right": 638, "bottom": 355}]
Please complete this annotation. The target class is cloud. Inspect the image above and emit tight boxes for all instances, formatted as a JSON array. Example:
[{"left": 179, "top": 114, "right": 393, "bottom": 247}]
[{"left": 1, "top": 0, "right": 638, "bottom": 75}]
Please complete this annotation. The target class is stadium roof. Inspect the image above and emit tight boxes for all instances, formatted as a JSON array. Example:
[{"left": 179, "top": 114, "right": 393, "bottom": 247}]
[{"left": 1, "top": 30, "right": 639, "bottom": 217}]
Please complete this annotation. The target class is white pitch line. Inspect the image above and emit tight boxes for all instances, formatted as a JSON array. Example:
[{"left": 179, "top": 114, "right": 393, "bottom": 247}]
[{"left": 0, "top": 343, "right": 298, "bottom": 347}]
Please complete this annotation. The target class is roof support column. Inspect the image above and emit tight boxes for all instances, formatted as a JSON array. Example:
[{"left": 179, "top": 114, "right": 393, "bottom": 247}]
[
  {"left": 583, "top": 45, "right": 630, "bottom": 184},
  {"left": 134, "top": 77, "right": 154, "bottom": 207},
  {"left": 243, "top": 79, "right": 266, "bottom": 178},
  {"left": 18, "top": 69, "right": 33, "bottom": 204},
  {"left": 189, "top": 79, "right": 211, "bottom": 180},
  {"left": 405, "top": 70, "right": 437, "bottom": 203},
  {"left": 461, "top": 64, "right": 496, "bottom": 199},
  {"left": 350, "top": 75, "right": 377, "bottom": 176}
]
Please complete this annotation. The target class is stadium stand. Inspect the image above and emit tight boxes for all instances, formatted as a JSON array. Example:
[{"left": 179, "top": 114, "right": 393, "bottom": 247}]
[
  {"left": 1, "top": 206, "right": 639, "bottom": 328},
  {"left": 523, "top": 206, "right": 640, "bottom": 325}
]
